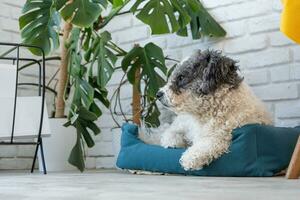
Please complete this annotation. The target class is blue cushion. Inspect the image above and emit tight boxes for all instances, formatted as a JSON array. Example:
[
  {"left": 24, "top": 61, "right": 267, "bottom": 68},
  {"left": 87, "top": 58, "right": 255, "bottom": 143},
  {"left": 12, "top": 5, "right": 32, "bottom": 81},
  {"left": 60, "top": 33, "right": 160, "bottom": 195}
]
[{"left": 116, "top": 123, "right": 300, "bottom": 176}]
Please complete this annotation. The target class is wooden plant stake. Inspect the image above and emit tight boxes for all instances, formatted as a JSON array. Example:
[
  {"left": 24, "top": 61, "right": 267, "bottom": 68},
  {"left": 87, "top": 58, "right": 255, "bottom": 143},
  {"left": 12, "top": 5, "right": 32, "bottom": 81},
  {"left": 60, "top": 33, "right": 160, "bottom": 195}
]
[
  {"left": 132, "top": 67, "right": 141, "bottom": 126},
  {"left": 55, "top": 22, "right": 72, "bottom": 118}
]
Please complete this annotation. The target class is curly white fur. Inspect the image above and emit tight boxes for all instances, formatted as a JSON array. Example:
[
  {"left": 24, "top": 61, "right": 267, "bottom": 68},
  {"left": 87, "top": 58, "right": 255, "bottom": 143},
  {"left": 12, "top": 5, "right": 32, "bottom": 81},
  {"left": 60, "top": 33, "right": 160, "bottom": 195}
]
[{"left": 158, "top": 82, "right": 272, "bottom": 170}]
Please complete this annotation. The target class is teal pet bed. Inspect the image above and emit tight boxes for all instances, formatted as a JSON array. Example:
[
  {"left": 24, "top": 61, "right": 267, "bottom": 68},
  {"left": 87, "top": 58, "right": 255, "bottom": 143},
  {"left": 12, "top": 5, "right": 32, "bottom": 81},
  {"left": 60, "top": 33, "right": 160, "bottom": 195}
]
[{"left": 116, "top": 123, "right": 300, "bottom": 176}]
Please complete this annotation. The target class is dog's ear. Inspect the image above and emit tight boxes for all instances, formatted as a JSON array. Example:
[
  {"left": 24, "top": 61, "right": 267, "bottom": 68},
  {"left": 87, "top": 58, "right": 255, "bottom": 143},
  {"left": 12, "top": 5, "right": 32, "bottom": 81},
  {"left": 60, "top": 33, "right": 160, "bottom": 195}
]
[
  {"left": 199, "top": 50, "right": 243, "bottom": 94},
  {"left": 219, "top": 55, "right": 243, "bottom": 88}
]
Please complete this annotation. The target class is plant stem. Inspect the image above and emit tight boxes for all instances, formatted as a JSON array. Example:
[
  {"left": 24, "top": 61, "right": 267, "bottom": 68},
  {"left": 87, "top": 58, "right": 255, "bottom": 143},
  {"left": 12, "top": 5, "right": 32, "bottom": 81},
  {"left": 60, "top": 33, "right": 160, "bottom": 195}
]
[
  {"left": 97, "top": 0, "right": 131, "bottom": 30},
  {"left": 107, "top": 41, "right": 127, "bottom": 55},
  {"left": 55, "top": 22, "right": 72, "bottom": 118}
]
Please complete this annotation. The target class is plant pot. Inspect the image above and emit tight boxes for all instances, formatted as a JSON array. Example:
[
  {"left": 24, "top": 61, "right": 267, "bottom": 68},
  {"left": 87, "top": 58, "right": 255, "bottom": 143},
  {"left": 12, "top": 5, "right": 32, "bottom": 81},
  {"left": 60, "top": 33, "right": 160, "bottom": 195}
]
[
  {"left": 112, "top": 128, "right": 121, "bottom": 166},
  {"left": 38, "top": 118, "right": 77, "bottom": 172}
]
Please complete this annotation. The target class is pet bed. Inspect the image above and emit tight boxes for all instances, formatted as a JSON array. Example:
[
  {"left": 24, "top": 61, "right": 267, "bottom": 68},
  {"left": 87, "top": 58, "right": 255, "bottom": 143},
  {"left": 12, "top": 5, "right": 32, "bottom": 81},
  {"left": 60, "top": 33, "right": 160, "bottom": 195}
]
[{"left": 116, "top": 123, "right": 300, "bottom": 176}]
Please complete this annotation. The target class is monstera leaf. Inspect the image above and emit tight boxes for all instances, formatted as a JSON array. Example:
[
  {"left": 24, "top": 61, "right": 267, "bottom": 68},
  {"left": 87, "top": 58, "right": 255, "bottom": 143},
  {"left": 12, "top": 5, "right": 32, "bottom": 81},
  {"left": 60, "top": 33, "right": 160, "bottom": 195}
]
[
  {"left": 177, "top": 0, "right": 226, "bottom": 39},
  {"left": 68, "top": 128, "right": 85, "bottom": 172},
  {"left": 89, "top": 77, "right": 110, "bottom": 108},
  {"left": 130, "top": 0, "right": 225, "bottom": 38},
  {"left": 97, "top": 0, "right": 130, "bottom": 29},
  {"left": 131, "top": 0, "right": 190, "bottom": 34},
  {"left": 85, "top": 31, "right": 117, "bottom": 88},
  {"left": 67, "top": 104, "right": 100, "bottom": 171},
  {"left": 57, "top": 0, "right": 107, "bottom": 27},
  {"left": 67, "top": 105, "right": 100, "bottom": 171},
  {"left": 144, "top": 101, "right": 161, "bottom": 127},
  {"left": 64, "top": 28, "right": 104, "bottom": 171},
  {"left": 19, "top": 0, "right": 60, "bottom": 55},
  {"left": 112, "top": 0, "right": 124, "bottom": 7},
  {"left": 122, "top": 43, "right": 167, "bottom": 97}
]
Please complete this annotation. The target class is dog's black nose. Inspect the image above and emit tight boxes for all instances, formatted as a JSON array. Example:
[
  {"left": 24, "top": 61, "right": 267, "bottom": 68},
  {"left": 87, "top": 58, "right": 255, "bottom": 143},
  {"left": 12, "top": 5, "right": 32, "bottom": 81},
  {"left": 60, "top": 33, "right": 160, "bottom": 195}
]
[{"left": 156, "top": 90, "right": 164, "bottom": 99}]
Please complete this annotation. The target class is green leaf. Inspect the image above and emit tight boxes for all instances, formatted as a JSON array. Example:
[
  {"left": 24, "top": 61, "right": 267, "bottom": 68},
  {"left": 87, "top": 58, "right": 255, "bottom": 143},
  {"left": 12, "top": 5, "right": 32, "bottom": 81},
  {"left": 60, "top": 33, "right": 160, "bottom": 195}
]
[
  {"left": 65, "top": 27, "right": 107, "bottom": 172},
  {"left": 86, "top": 31, "right": 117, "bottom": 87},
  {"left": 90, "top": 102, "right": 102, "bottom": 118},
  {"left": 167, "top": 64, "right": 177, "bottom": 79},
  {"left": 63, "top": 120, "right": 71, "bottom": 127},
  {"left": 78, "top": 79, "right": 94, "bottom": 108},
  {"left": 78, "top": 106, "right": 98, "bottom": 121},
  {"left": 88, "top": 77, "right": 110, "bottom": 108},
  {"left": 82, "top": 28, "right": 92, "bottom": 51},
  {"left": 57, "top": 0, "right": 107, "bottom": 27},
  {"left": 172, "top": 0, "right": 191, "bottom": 29},
  {"left": 94, "top": 91, "right": 110, "bottom": 108},
  {"left": 130, "top": 0, "right": 225, "bottom": 38},
  {"left": 113, "top": 0, "right": 124, "bottom": 7},
  {"left": 144, "top": 102, "right": 161, "bottom": 127},
  {"left": 70, "top": 111, "right": 79, "bottom": 124},
  {"left": 177, "top": 0, "right": 226, "bottom": 39},
  {"left": 77, "top": 121, "right": 95, "bottom": 147},
  {"left": 122, "top": 42, "right": 167, "bottom": 97},
  {"left": 86, "top": 121, "right": 101, "bottom": 135},
  {"left": 78, "top": 117, "right": 101, "bottom": 136},
  {"left": 19, "top": 0, "right": 60, "bottom": 55},
  {"left": 96, "top": 0, "right": 131, "bottom": 30},
  {"left": 131, "top": 0, "right": 190, "bottom": 34},
  {"left": 67, "top": 28, "right": 82, "bottom": 79},
  {"left": 68, "top": 129, "right": 85, "bottom": 172}
]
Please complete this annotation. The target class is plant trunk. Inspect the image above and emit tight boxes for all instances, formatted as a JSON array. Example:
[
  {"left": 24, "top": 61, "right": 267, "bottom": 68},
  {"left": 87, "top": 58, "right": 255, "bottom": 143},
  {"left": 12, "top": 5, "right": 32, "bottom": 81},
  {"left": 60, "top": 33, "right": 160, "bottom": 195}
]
[{"left": 55, "top": 22, "right": 72, "bottom": 118}]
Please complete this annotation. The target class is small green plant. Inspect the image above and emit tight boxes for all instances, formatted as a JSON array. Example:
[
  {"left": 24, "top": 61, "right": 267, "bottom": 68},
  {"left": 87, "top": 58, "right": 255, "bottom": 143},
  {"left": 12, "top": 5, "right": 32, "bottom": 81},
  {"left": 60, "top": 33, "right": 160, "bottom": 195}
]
[{"left": 18, "top": 0, "right": 226, "bottom": 171}]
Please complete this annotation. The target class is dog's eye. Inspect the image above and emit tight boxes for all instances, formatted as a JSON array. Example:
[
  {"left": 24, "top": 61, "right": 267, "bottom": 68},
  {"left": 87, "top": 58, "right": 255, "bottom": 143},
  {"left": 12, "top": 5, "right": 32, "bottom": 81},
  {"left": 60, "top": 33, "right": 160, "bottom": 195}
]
[
  {"left": 177, "top": 75, "right": 187, "bottom": 88},
  {"left": 178, "top": 75, "right": 184, "bottom": 81}
]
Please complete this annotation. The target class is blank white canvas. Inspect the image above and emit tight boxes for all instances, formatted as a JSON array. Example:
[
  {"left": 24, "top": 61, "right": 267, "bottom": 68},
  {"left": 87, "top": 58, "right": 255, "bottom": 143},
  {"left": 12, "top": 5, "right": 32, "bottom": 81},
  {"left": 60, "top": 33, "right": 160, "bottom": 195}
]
[
  {"left": 0, "top": 63, "right": 17, "bottom": 98},
  {"left": 0, "top": 63, "right": 51, "bottom": 139},
  {"left": 0, "top": 97, "right": 51, "bottom": 139}
]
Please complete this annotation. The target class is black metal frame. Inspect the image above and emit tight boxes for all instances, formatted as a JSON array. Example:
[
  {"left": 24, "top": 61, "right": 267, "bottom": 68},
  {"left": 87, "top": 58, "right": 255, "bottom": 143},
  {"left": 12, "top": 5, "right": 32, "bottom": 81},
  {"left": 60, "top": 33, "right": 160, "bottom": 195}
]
[{"left": 0, "top": 42, "right": 47, "bottom": 174}]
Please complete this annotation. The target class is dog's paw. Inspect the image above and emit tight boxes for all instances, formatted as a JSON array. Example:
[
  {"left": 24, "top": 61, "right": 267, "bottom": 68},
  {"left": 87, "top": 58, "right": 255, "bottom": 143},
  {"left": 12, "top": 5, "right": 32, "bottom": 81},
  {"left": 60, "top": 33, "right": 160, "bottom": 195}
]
[
  {"left": 160, "top": 136, "right": 178, "bottom": 148},
  {"left": 160, "top": 130, "right": 186, "bottom": 148},
  {"left": 179, "top": 153, "right": 205, "bottom": 171}
]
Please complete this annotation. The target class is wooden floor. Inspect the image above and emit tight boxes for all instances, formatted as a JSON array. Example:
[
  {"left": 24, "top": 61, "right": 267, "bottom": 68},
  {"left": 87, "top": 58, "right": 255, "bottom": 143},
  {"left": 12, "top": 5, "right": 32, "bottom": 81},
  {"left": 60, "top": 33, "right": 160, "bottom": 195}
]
[{"left": 0, "top": 169, "right": 299, "bottom": 200}]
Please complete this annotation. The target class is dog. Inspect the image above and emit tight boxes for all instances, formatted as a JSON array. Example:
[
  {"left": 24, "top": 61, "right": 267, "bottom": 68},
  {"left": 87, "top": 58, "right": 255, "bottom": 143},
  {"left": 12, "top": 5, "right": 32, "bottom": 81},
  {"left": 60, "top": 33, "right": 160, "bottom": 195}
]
[{"left": 156, "top": 49, "right": 272, "bottom": 171}]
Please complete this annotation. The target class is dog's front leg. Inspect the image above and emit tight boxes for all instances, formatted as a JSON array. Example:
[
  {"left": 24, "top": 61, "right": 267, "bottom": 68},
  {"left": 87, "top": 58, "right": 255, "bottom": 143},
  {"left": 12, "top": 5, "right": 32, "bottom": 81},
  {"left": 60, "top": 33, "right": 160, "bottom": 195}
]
[
  {"left": 160, "top": 116, "right": 187, "bottom": 148},
  {"left": 179, "top": 138, "right": 230, "bottom": 170},
  {"left": 160, "top": 128, "right": 186, "bottom": 148}
]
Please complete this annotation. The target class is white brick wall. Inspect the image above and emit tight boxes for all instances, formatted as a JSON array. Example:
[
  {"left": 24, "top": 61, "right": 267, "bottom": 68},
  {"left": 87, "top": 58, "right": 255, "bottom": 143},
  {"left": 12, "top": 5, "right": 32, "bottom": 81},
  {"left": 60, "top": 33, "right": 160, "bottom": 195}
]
[{"left": 1, "top": 0, "right": 300, "bottom": 170}]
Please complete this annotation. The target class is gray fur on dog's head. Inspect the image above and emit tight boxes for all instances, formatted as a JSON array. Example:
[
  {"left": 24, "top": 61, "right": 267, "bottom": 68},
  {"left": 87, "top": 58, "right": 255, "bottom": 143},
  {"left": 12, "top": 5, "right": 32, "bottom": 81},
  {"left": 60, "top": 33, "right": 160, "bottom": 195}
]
[
  {"left": 170, "top": 49, "right": 243, "bottom": 95},
  {"left": 157, "top": 49, "right": 243, "bottom": 111}
]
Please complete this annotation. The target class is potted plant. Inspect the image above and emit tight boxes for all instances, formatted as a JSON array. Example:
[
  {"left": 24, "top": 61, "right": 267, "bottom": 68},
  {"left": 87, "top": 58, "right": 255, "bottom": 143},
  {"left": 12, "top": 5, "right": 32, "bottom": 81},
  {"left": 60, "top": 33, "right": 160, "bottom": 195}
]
[{"left": 18, "top": 0, "right": 226, "bottom": 171}]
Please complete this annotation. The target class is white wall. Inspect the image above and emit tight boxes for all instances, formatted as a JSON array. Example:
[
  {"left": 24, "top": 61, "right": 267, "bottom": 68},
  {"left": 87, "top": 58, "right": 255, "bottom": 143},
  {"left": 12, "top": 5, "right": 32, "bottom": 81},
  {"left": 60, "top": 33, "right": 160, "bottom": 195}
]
[{"left": 1, "top": 0, "right": 300, "bottom": 170}]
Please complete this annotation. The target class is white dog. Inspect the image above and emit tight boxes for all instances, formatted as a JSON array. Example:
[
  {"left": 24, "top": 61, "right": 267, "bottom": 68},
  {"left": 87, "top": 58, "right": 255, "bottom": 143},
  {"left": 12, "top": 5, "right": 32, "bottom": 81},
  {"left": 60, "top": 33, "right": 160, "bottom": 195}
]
[{"left": 154, "top": 50, "right": 272, "bottom": 171}]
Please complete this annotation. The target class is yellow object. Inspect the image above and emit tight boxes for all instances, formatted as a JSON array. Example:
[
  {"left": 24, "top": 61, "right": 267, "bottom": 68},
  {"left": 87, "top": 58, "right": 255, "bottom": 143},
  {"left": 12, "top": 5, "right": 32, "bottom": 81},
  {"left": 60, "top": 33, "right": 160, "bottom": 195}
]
[{"left": 281, "top": 0, "right": 300, "bottom": 44}]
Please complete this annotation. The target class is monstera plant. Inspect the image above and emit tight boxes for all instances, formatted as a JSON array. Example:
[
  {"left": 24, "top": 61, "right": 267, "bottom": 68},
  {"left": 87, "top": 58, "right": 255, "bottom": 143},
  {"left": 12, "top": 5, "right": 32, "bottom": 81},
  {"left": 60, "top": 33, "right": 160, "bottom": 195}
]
[{"left": 18, "top": 0, "right": 226, "bottom": 171}]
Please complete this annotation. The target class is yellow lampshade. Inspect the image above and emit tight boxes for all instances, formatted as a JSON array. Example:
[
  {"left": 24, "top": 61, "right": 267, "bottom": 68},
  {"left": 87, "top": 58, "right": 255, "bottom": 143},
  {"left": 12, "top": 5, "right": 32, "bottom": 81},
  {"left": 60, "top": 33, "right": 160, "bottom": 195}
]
[{"left": 280, "top": 0, "right": 300, "bottom": 44}]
